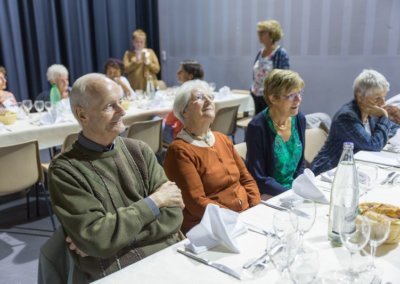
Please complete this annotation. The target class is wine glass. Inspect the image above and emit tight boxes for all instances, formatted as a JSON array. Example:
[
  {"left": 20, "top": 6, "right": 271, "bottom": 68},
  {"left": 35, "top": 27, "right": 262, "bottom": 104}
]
[
  {"left": 34, "top": 100, "right": 45, "bottom": 113},
  {"left": 289, "top": 200, "right": 316, "bottom": 251},
  {"left": 22, "top": 99, "right": 33, "bottom": 118},
  {"left": 365, "top": 215, "right": 391, "bottom": 273},
  {"left": 357, "top": 164, "right": 378, "bottom": 197},
  {"left": 289, "top": 248, "right": 319, "bottom": 284},
  {"left": 269, "top": 232, "right": 300, "bottom": 284},
  {"left": 339, "top": 215, "right": 371, "bottom": 283},
  {"left": 273, "top": 210, "right": 298, "bottom": 239},
  {"left": 44, "top": 101, "right": 52, "bottom": 112}
]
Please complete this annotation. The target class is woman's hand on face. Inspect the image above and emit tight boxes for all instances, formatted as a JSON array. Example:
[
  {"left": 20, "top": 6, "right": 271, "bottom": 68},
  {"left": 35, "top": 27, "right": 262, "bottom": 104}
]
[{"left": 366, "top": 103, "right": 388, "bottom": 118}]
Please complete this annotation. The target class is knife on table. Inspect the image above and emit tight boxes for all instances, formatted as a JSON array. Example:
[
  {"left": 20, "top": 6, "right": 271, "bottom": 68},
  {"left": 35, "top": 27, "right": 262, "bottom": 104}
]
[
  {"left": 261, "top": 200, "right": 310, "bottom": 219},
  {"left": 177, "top": 247, "right": 243, "bottom": 280}
]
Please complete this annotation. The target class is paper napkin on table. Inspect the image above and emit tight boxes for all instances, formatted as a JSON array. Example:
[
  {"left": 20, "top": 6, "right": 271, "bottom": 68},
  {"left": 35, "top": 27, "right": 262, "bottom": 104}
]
[
  {"left": 292, "top": 169, "right": 329, "bottom": 204},
  {"left": 185, "top": 204, "right": 247, "bottom": 254},
  {"left": 320, "top": 168, "right": 336, "bottom": 183}
]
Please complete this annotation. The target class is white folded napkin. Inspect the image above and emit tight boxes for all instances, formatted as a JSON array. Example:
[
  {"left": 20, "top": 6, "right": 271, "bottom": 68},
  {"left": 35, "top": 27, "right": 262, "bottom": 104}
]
[
  {"left": 320, "top": 168, "right": 336, "bottom": 183},
  {"left": 292, "top": 169, "right": 329, "bottom": 204},
  {"left": 388, "top": 129, "right": 400, "bottom": 146},
  {"left": 184, "top": 204, "right": 247, "bottom": 254}
]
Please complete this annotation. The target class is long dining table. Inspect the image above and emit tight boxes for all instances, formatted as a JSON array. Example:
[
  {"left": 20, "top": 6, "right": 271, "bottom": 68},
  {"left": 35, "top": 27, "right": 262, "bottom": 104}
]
[
  {"left": 0, "top": 91, "right": 252, "bottom": 150},
  {"left": 92, "top": 154, "right": 400, "bottom": 284}
]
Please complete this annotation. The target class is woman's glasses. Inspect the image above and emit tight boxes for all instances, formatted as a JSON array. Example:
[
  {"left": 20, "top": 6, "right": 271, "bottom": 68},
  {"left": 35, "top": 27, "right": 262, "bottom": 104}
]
[{"left": 283, "top": 89, "right": 304, "bottom": 101}]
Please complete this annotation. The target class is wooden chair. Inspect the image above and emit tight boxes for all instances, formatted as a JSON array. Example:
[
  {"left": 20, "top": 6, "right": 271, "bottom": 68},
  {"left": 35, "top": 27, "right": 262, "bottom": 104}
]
[
  {"left": 211, "top": 104, "right": 240, "bottom": 143},
  {"left": 0, "top": 140, "right": 56, "bottom": 230},
  {"left": 304, "top": 128, "right": 328, "bottom": 165},
  {"left": 126, "top": 118, "right": 163, "bottom": 154}
]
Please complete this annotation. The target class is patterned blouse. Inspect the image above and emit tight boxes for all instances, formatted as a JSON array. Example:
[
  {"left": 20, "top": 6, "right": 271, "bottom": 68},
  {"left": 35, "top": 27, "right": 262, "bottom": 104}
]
[{"left": 265, "top": 110, "right": 303, "bottom": 188}]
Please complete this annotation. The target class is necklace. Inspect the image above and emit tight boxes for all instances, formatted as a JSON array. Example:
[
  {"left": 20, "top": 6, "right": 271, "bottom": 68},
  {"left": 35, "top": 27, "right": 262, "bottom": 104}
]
[
  {"left": 183, "top": 128, "right": 212, "bottom": 146},
  {"left": 271, "top": 117, "right": 289, "bottom": 130}
]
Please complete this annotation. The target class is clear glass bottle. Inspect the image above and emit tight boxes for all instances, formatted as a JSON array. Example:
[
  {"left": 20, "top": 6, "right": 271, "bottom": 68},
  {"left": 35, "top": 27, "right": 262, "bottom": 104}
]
[
  {"left": 146, "top": 74, "right": 155, "bottom": 100},
  {"left": 328, "top": 142, "right": 359, "bottom": 245},
  {"left": 49, "top": 83, "right": 61, "bottom": 106}
]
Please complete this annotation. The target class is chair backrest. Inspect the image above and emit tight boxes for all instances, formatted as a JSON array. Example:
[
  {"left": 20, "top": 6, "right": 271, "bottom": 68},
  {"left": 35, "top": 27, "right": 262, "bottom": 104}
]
[
  {"left": 210, "top": 104, "right": 240, "bottom": 137},
  {"left": 126, "top": 118, "right": 163, "bottom": 153},
  {"left": 0, "top": 140, "right": 42, "bottom": 196},
  {"left": 61, "top": 132, "right": 79, "bottom": 153},
  {"left": 304, "top": 128, "right": 328, "bottom": 164},
  {"left": 234, "top": 142, "right": 247, "bottom": 161}
]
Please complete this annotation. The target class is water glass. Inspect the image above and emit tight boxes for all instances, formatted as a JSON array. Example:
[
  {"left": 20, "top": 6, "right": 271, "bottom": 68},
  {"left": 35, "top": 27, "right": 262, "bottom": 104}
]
[
  {"left": 273, "top": 210, "right": 298, "bottom": 239},
  {"left": 289, "top": 249, "right": 319, "bottom": 284},
  {"left": 44, "top": 101, "right": 52, "bottom": 112},
  {"left": 290, "top": 200, "right": 316, "bottom": 251},
  {"left": 34, "top": 100, "right": 45, "bottom": 113},
  {"left": 22, "top": 99, "right": 33, "bottom": 113},
  {"left": 357, "top": 164, "right": 378, "bottom": 196},
  {"left": 339, "top": 216, "right": 371, "bottom": 282},
  {"left": 367, "top": 215, "right": 391, "bottom": 271}
]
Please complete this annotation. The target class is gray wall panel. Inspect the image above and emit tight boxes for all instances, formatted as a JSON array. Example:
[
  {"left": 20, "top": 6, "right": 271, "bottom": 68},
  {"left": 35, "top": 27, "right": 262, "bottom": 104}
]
[{"left": 158, "top": 0, "right": 400, "bottom": 116}]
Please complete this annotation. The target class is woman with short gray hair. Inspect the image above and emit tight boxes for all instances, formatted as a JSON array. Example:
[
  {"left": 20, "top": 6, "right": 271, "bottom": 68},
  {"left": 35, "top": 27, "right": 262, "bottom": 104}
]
[
  {"left": 164, "top": 80, "right": 261, "bottom": 234},
  {"left": 311, "top": 69, "right": 400, "bottom": 175}
]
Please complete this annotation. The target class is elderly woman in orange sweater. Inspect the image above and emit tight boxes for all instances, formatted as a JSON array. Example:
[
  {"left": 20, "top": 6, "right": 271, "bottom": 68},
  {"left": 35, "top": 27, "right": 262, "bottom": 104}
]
[{"left": 164, "top": 80, "right": 261, "bottom": 234}]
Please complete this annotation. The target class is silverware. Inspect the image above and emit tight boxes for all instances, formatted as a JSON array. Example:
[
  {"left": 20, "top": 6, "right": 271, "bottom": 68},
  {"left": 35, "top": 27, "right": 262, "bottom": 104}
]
[
  {"left": 380, "top": 171, "right": 396, "bottom": 185},
  {"left": 242, "top": 243, "right": 283, "bottom": 269},
  {"left": 389, "top": 173, "right": 400, "bottom": 185},
  {"left": 244, "top": 222, "right": 276, "bottom": 237},
  {"left": 177, "top": 248, "right": 243, "bottom": 280},
  {"left": 261, "top": 201, "right": 310, "bottom": 219}
]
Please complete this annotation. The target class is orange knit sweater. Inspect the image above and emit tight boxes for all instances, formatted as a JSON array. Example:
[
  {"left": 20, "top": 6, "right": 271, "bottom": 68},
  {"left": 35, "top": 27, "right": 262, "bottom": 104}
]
[{"left": 164, "top": 132, "right": 261, "bottom": 234}]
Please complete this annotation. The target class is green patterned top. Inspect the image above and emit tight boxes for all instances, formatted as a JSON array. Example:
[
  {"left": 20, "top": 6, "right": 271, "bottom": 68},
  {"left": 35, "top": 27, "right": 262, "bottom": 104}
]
[{"left": 264, "top": 109, "right": 303, "bottom": 188}]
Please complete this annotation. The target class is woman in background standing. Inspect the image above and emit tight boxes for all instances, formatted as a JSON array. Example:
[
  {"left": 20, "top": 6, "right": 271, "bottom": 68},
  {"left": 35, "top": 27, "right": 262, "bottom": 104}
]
[
  {"left": 123, "top": 29, "right": 160, "bottom": 91},
  {"left": 251, "top": 19, "right": 290, "bottom": 114}
]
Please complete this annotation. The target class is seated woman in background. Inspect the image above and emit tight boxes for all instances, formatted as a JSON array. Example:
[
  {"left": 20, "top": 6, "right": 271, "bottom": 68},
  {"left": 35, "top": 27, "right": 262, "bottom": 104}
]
[
  {"left": 164, "top": 80, "right": 261, "bottom": 234},
  {"left": 311, "top": 69, "right": 400, "bottom": 176},
  {"left": 35, "top": 64, "right": 70, "bottom": 102},
  {"left": 163, "top": 60, "right": 204, "bottom": 143},
  {"left": 246, "top": 69, "right": 306, "bottom": 197},
  {"left": 104, "top": 58, "right": 135, "bottom": 100},
  {"left": 123, "top": 29, "right": 160, "bottom": 91},
  {"left": 0, "top": 66, "right": 17, "bottom": 111}
]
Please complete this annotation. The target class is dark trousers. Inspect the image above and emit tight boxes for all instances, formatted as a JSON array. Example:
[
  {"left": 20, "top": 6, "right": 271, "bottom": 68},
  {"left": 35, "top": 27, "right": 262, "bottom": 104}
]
[{"left": 251, "top": 93, "right": 267, "bottom": 115}]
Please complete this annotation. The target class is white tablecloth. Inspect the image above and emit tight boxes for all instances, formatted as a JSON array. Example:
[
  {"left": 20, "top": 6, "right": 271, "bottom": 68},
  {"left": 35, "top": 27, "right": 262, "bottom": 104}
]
[
  {"left": 0, "top": 92, "right": 251, "bottom": 150},
  {"left": 93, "top": 162, "right": 400, "bottom": 283}
]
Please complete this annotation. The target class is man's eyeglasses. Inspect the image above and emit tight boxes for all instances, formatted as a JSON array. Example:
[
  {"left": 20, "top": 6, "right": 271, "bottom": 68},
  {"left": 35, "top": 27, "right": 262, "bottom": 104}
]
[{"left": 283, "top": 89, "right": 304, "bottom": 101}]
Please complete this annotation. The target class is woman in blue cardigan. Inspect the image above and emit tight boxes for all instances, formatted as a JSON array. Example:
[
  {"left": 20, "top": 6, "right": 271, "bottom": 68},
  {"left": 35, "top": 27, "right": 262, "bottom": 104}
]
[
  {"left": 311, "top": 69, "right": 400, "bottom": 176},
  {"left": 246, "top": 69, "right": 306, "bottom": 197}
]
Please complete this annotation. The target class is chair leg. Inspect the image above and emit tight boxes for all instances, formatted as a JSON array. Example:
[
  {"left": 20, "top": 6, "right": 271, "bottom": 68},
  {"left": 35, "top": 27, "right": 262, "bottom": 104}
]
[
  {"left": 36, "top": 184, "right": 40, "bottom": 217},
  {"left": 39, "top": 183, "right": 56, "bottom": 231},
  {"left": 26, "top": 190, "right": 31, "bottom": 219}
]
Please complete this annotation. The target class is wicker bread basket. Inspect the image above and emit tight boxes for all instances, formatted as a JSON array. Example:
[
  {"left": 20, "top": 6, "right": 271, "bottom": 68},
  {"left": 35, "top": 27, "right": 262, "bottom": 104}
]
[
  {"left": 0, "top": 111, "right": 17, "bottom": 125},
  {"left": 359, "top": 202, "right": 400, "bottom": 244}
]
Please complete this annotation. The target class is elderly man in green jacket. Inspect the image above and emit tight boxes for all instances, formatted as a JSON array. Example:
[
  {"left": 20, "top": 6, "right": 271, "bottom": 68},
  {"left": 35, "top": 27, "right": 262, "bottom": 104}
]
[{"left": 39, "top": 73, "right": 184, "bottom": 283}]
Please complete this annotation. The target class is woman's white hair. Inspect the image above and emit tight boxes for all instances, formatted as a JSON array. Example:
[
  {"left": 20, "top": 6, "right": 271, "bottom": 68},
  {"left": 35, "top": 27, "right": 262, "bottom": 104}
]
[
  {"left": 173, "top": 79, "right": 213, "bottom": 122},
  {"left": 46, "top": 64, "right": 69, "bottom": 82},
  {"left": 353, "top": 69, "right": 390, "bottom": 97}
]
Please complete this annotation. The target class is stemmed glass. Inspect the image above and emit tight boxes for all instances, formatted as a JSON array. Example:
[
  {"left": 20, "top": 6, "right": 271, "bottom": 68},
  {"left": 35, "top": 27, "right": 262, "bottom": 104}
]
[
  {"left": 34, "top": 100, "right": 45, "bottom": 113},
  {"left": 289, "top": 200, "right": 316, "bottom": 251},
  {"left": 339, "top": 215, "right": 371, "bottom": 283},
  {"left": 273, "top": 210, "right": 298, "bottom": 239},
  {"left": 289, "top": 249, "right": 319, "bottom": 284},
  {"left": 365, "top": 215, "right": 391, "bottom": 274},
  {"left": 44, "top": 101, "right": 52, "bottom": 112},
  {"left": 22, "top": 99, "right": 33, "bottom": 118},
  {"left": 357, "top": 164, "right": 378, "bottom": 198}
]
